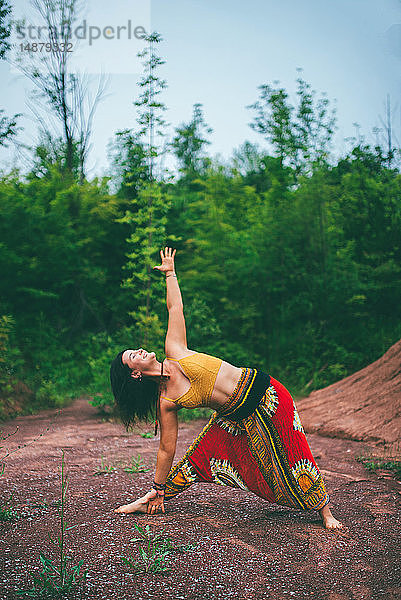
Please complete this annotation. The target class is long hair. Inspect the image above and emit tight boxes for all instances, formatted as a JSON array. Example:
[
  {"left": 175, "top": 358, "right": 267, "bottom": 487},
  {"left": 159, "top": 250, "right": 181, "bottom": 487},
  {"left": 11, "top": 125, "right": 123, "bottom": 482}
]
[{"left": 110, "top": 350, "right": 160, "bottom": 430}]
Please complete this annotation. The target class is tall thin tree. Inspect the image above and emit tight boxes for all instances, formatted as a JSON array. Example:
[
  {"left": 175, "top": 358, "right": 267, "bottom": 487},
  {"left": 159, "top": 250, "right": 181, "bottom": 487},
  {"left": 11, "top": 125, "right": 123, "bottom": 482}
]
[
  {"left": 378, "top": 94, "right": 399, "bottom": 168},
  {"left": 0, "top": 0, "right": 20, "bottom": 146},
  {"left": 120, "top": 32, "right": 171, "bottom": 346},
  {"left": 13, "top": 0, "right": 106, "bottom": 179}
]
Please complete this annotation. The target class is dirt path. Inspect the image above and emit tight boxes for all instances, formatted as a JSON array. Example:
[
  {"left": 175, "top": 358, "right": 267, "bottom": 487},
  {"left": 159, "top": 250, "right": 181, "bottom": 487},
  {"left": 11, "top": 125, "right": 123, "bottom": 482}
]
[{"left": 0, "top": 399, "right": 400, "bottom": 600}]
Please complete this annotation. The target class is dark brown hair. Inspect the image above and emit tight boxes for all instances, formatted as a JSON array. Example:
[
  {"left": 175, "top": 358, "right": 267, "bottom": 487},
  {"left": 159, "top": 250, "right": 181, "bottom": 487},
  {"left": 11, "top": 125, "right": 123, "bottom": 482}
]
[{"left": 110, "top": 350, "right": 159, "bottom": 429}]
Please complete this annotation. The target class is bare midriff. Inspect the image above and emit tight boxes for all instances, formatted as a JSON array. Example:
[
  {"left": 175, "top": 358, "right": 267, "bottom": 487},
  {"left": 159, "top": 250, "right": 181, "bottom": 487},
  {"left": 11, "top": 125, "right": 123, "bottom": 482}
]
[
  {"left": 162, "top": 351, "right": 243, "bottom": 410},
  {"left": 207, "top": 360, "right": 244, "bottom": 409}
]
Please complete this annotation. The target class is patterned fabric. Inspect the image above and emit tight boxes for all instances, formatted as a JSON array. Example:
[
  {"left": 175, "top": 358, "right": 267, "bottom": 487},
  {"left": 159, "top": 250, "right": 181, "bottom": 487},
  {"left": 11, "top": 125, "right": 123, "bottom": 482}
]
[{"left": 165, "top": 369, "right": 329, "bottom": 511}]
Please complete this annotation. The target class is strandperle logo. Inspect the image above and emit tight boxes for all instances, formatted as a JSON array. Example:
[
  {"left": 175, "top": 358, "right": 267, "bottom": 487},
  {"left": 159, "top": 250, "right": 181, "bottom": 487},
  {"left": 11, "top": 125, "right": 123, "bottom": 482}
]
[
  {"left": 15, "top": 20, "right": 147, "bottom": 46},
  {"left": 9, "top": 0, "right": 151, "bottom": 75}
]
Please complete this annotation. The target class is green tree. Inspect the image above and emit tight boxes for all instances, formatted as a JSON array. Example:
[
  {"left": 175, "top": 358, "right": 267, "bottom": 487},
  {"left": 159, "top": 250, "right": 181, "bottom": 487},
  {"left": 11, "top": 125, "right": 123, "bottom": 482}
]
[
  {"left": 172, "top": 103, "right": 212, "bottom": 179},
  {"left": 248, "top": 71, "right": 337, "bottom": 176},
  {"left": 109, "top": 130, "right": 149, "bottom": 201},
  {"left": 121, "top": 32, "right": 171, "bottom": 346}
]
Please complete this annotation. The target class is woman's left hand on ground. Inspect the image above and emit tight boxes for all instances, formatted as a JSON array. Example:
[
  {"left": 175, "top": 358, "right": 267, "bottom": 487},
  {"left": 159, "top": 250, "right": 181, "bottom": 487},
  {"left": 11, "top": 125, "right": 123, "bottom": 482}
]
[{"left": 147, "top": 489, "right": 165, "bottom": 514}]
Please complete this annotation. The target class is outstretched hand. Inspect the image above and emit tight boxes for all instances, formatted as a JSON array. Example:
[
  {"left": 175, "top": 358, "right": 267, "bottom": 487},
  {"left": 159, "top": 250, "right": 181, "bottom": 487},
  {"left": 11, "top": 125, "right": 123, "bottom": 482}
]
[{"left": 153, "top": 247, "right": 176, "bottom": 274}]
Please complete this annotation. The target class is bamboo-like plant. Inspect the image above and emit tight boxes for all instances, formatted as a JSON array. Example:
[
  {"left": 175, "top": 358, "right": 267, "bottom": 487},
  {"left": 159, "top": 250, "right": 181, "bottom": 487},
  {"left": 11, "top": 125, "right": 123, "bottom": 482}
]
[{"left": 17, "top": 450, "right": 87, "bottom": 597}]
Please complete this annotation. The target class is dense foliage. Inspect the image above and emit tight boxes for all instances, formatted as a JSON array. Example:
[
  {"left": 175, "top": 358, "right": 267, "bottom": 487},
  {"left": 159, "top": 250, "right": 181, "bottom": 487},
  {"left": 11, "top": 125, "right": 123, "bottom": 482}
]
[{"left": 1, "top": 136, "right": 400, "bottom": 416}]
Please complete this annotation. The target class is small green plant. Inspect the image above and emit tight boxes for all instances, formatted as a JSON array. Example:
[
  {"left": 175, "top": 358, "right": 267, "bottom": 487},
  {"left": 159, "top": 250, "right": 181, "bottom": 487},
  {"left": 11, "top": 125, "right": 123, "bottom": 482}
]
[
  {"left": 123, "top": 524, "right": 171, "bottom": 574},
  {"left": 356, "top": 457, "right": 401, "bottom": 479},
  {"left": 123, "top": 454, "right": 149, "bottom": 474},
  {"left": 17, "top": 450, "right": 87, "bottom": 597},
  {"left": 130, "top": 524, "right": 167, "bottom": 543},
  {"left": 121, "top": 524, "right": 196, "bottom": 575},
  {"left": 0, "top": 494, "right": 18, "bottom": 522},
  {"left": 140, "top": 432, "right": 154, "bottom": 439},
  {"left": 93, "top": 456, "right": 117, "bottom": 475},
  {"left": 122, "top": 544, "right": 171, "bottom": 574}
]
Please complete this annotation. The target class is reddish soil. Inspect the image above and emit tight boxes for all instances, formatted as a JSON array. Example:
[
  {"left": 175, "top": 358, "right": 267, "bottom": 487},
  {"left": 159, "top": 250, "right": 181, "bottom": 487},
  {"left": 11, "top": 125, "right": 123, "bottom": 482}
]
[
  {"left": 297, "top": 340, "right": 401, "bottom": 448},
  {"left": 0, "top": 398, "right": 400, "bottom": 600}
]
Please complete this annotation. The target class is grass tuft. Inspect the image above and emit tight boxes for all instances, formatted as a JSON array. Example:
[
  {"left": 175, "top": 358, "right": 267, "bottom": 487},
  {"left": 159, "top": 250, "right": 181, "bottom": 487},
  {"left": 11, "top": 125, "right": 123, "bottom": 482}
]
[
  {"left": 121, "top": 523, "right": 196, "bottom": 575},
  {"left": 356, "top": 457, "right": 401, "bottom": 479},
  {"left": 123, "top": 454, "right": 149, "bottom": 474},
  {"left": 93, "top": 456, "right": 117, "bottom": 476}
]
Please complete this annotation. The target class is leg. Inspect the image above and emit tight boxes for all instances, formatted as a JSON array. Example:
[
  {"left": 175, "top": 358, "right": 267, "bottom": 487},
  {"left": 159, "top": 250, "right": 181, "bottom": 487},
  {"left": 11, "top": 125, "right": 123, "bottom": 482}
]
[{"left": 319, "top": 502, "right": 343, "bottom": 530}]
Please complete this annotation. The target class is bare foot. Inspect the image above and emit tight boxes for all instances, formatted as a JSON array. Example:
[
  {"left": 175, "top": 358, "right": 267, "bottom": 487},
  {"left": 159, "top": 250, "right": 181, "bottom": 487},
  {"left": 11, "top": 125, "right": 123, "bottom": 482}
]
[
  {"left": 114, "top": 494, "right": 149, "bottom": 514},
  {"left": 319, "top": 503, "right": 344, "bottom": 530},
  {"left": 322, "top": 514, "right": 344, "bottom": 530}
]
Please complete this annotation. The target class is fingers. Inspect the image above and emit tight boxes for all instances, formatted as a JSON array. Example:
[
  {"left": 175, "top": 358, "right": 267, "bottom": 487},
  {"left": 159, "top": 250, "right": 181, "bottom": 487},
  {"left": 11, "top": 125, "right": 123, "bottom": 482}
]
[
  {"left": 154, "top": 248, "right": 176, "bottom": 271},
  {"left": 162, "top": 247, "right": 175, "bottom": 258},
  {"left": 146, "top": 499, "right": 164, "bottom": 515}
]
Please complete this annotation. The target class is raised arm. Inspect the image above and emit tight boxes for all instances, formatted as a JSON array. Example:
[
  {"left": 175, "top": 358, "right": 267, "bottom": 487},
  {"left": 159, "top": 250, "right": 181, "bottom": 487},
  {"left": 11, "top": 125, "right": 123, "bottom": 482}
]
[{"left": 153, "top": 247, "right": 187, "bottom": 355}]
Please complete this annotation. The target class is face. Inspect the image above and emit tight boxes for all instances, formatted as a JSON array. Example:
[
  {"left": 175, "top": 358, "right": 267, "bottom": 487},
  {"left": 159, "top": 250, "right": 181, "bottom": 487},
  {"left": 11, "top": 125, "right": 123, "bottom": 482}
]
[{"left": 122, "top": 348, "right": 156, "bottom": 378}]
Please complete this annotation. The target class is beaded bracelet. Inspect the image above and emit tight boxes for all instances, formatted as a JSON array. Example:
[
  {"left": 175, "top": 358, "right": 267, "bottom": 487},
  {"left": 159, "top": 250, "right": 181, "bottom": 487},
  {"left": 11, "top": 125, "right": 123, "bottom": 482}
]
[
  {"left": 166, "top": 272, "right": 177, "bottom": 278},
  {"left": 153, "top": 480, "right": 166, "bottom": 490}
]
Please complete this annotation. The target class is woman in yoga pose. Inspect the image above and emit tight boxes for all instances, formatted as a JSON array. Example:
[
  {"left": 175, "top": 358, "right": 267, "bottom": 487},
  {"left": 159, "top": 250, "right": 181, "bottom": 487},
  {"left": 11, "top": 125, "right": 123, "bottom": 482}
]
[{"left": 111, "top": 247, "right": 343, "bottom": 530}]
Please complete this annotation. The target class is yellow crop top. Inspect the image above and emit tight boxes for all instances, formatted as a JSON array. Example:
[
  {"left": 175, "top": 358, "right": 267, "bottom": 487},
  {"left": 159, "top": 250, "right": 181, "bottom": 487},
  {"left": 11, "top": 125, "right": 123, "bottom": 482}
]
[{"left": 161, "top": 352, "right": 223, "bottom": 409}]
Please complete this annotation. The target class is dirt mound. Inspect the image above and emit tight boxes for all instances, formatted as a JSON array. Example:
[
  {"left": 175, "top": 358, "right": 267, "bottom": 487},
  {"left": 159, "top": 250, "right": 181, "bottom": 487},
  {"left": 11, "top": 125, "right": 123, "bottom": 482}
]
[{"left": 297, "top": 339, "right": 401, "bottom": 447}]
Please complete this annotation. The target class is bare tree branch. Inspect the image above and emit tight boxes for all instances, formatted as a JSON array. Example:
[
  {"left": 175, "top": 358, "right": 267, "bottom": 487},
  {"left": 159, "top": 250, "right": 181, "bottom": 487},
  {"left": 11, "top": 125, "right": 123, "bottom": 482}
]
[{"left": 11, "top": 0, "right": 107, "bottom": 178}]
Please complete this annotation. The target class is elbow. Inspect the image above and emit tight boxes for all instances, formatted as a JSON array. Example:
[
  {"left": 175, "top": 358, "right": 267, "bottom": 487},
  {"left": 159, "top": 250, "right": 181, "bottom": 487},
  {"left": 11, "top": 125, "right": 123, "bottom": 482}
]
[
  {"left": 159, "top": 444, "right": 176, "bottom": 458},
  {"left": 167, "top": 301, "right": 184, "bottom": 312}
]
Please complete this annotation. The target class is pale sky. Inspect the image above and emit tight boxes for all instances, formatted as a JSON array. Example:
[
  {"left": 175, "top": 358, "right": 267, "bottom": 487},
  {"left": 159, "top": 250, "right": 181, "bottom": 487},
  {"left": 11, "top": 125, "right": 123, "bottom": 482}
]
[{"left": 0, "top": 0, "right": 400, "bottom": 177}]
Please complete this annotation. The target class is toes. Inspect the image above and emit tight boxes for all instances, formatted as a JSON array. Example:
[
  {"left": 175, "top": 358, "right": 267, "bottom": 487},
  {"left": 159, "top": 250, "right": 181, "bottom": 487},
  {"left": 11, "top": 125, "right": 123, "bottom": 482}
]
[{"left": 327, "top": 522, "right": 343, "bottom": 530}]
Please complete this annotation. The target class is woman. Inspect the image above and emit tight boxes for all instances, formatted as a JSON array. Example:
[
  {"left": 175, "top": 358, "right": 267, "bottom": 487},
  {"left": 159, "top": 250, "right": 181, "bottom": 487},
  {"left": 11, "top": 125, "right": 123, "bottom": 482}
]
[{"left": 111, "top": 248, "right": 343, "bottom": 530}]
